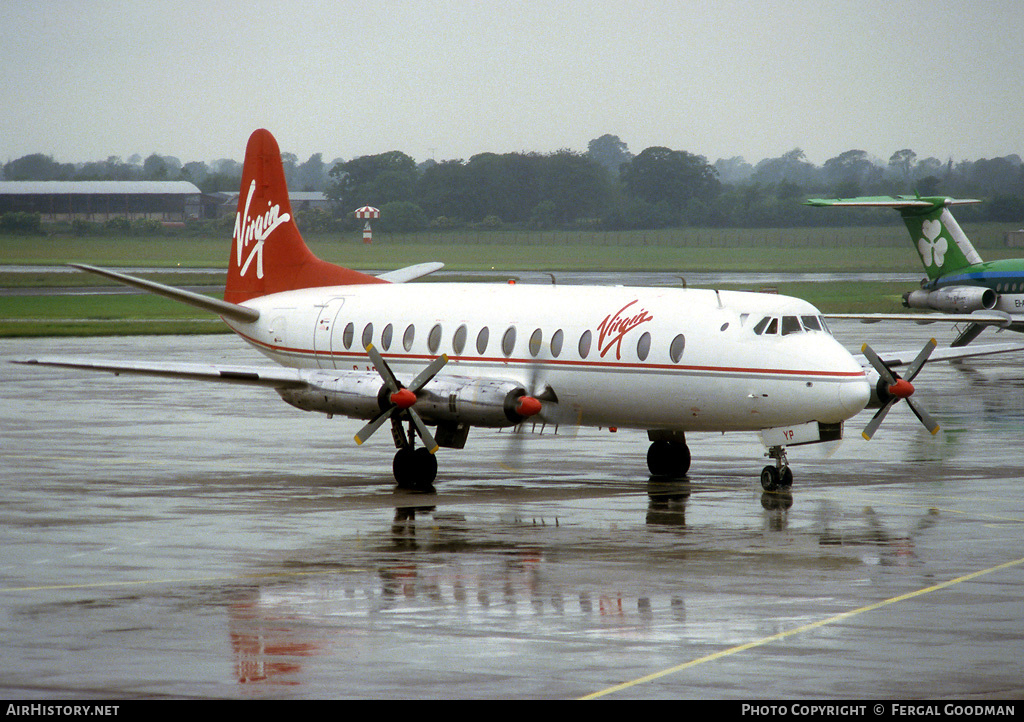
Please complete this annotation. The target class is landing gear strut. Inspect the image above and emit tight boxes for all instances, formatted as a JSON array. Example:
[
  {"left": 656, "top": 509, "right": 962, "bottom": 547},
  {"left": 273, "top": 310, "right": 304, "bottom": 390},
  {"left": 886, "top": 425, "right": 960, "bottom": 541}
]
[
  {"left": 760, "top": 445, "right": 793, "bottom": 491},
  {"left": 647, "top": 431, "right": 691, "bottom": 478}
]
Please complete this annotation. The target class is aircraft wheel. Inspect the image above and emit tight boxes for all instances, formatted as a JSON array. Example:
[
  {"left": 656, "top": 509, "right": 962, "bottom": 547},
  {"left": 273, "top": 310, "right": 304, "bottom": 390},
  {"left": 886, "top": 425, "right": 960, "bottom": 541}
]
[
  {"left": 647, "top": 441, "right": 691, "bottom": 478},
  {"left": 412, "top": 447, "right": 438, "bottom": 489},
  {"left": 393, "top": 447, "right": 415, "bottom": 487},
  {"left": 394, "top": 447, "right": 437, "bottom": 491},
  {"left": 760, "top": 465, "right": 780, "bottom": 491},
  {"left": 779, "top": 466, "right": 794, "bottom": 488}
]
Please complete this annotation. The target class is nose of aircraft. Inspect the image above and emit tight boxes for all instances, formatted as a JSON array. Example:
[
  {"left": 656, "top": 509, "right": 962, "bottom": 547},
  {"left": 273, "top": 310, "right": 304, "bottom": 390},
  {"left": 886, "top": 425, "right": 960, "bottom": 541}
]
[
  {"left": 839, "top": 376, "right": 871, "bottom": 417},
  {"left": 827, "top": 339, "right": 870, "bottom": 417}
]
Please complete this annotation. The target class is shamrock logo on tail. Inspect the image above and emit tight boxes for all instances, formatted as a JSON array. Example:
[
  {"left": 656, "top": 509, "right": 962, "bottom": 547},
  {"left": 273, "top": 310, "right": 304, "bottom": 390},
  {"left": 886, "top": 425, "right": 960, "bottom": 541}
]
[{"left": 917, "top": 219, "right": 947, "bottom": 267}]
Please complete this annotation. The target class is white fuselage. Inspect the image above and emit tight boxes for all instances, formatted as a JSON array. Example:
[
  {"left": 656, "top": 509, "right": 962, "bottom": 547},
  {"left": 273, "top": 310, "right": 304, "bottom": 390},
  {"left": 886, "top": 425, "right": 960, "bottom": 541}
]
[{"left": 224, "top": 283, "right": 870, "bottom": 433}]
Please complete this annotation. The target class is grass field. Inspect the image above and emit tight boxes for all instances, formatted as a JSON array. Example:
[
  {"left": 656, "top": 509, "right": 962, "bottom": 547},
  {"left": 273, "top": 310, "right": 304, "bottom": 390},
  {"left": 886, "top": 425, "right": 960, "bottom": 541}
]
[{"left": 2, "top": 224, "right": 1015, "bottom": 336}]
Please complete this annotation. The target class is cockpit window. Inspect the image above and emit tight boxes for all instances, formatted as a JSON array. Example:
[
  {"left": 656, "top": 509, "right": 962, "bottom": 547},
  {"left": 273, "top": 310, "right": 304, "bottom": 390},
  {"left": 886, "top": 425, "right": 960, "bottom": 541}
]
[
  {"left": 801, "top": 315, "right": 822, "bottom": 332},
  {"left": 754, "top": 314, "right": 831, "bottom": 337}
]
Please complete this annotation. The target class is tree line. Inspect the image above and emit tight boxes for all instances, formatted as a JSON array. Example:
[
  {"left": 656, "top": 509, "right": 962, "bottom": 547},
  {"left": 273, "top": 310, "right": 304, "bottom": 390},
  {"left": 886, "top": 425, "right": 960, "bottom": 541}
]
[{"left": 4, "top": 135, "right": 1023, "bottom": 231}]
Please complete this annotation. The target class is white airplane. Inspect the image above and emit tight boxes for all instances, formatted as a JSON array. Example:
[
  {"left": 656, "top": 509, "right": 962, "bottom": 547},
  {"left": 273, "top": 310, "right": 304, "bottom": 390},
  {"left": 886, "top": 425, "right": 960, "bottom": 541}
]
[{"left": 15, "top": 130, "right": 1024, "bottom": 492}]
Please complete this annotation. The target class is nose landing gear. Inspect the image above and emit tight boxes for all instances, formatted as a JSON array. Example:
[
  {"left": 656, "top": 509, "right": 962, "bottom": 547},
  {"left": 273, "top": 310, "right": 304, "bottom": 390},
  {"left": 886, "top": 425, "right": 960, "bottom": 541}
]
[{"left": 760, "top": 445, "right": 793, "bottom": 491}]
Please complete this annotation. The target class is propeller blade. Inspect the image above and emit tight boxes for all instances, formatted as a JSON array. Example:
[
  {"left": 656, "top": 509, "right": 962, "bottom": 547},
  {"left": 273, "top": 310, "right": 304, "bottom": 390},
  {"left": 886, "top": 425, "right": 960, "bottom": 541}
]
[
  {"left": 861, "top": 399, "right": 896, "bottom": 440},
  {"left": 407, "top": 408, "right": 439, "bottom": 454},
  {"left": 365, "top": 343, "right": 400, "bottom": 393},
  {"left": 861, "top": 343, "right": 896, "bottom": 385},
  {"left": 408, "top": 353, "right": 449, "bottom": 392},
  {"left": 906, "top": 396, "right": 941, "bottom": 435},
  {"left": 904, "top": 338, "right": 937, "bottom": 383},
  {"left": 354, "top": 406, "right": 396, "bottom": 445}
]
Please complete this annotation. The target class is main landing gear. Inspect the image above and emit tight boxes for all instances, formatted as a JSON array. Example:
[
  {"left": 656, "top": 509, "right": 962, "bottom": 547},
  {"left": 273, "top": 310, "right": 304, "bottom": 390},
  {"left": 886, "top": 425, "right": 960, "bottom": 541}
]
[
  {"left": 760, "top": 445, "right": 793, "bottom": 492},
  {"left": 354, "top": 344, "right": 449, "bottom": 492},
  {"left": 391, "top": 421, "right": 438, "bottom": 491},
  {"left": 646, "top": 431, "right": 691, "bottom": 478}
]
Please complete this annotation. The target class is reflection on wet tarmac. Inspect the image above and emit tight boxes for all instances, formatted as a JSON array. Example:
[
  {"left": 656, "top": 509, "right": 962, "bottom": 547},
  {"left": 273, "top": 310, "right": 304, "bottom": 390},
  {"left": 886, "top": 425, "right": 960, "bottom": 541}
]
[{"left": 2, "top": 322, "right": 1024, "bottom": 698}]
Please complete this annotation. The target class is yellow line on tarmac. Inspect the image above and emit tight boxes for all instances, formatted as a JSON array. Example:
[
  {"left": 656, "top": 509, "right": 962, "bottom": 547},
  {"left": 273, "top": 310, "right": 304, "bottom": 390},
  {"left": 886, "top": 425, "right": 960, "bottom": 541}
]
[
  {"left": 0, "top": 568, "right": 366, "bottom": 593},
  {"left": 580, "top": 555, "right": 1024, "bottom": 700}
]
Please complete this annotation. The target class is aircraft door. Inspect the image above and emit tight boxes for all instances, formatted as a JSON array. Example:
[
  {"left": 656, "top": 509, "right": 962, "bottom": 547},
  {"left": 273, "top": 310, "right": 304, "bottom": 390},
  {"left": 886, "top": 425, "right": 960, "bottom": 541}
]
[{"left": 313, "top": 297, "right": 346, "bottom": 369}]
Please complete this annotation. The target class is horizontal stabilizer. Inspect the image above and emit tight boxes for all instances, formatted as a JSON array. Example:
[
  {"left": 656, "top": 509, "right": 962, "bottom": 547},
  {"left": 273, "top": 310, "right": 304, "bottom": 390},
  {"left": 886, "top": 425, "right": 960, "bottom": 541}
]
[
  {"left": 376, "top": 262, "right": 445, "bottom": 283},
  {"left": 70, "top": 263, "right": 260, "bottom": 323},
  {"left": 805, "top": 196, "right": 982, "bottom": 209},
  {"left": 12, "top": 357, "right": 305, "bottom": 388}
]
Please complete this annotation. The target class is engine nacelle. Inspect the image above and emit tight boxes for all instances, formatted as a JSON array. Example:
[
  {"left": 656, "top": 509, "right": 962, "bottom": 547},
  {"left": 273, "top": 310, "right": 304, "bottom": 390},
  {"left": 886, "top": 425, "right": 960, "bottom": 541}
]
[
  {"left": 409, "top": 377, "right": 533, "bottom": 427},
  {"left": 902, "top": 286, "right": 997, "bottom": 313},
  {"left": 277, "top": 369, "right": 386, "bottom": 419},
  {"left": 277, "top": 371, "right": 533, "bottom": 428},
  {"left": 862, "top": 367, "right": 894, "bottom": 409}
]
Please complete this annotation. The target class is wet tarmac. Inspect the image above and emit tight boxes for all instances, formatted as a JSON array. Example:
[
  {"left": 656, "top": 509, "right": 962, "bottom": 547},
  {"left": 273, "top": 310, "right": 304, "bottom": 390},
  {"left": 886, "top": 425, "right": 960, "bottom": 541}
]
[{"left": 1, "top": 321, "right": 1023, "bottom": 700}]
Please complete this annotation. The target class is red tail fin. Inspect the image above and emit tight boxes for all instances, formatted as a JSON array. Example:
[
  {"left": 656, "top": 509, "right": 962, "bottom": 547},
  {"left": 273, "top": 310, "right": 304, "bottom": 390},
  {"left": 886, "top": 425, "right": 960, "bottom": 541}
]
[{"left": 225, "top": 129, "right": 386, "bottom": 304}]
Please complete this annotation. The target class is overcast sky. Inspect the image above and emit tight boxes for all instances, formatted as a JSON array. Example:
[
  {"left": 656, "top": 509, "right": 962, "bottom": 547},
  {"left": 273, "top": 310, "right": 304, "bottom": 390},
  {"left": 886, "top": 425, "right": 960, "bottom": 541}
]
[{"left": 3, "top": 0, "right": 1023, "bottom": 168}]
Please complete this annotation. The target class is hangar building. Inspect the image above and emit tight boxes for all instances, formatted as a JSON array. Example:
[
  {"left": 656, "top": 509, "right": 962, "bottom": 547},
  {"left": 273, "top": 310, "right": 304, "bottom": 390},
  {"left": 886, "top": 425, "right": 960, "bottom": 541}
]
[{"left": 0, "top": 181, "right": 203, "bottom": 223}]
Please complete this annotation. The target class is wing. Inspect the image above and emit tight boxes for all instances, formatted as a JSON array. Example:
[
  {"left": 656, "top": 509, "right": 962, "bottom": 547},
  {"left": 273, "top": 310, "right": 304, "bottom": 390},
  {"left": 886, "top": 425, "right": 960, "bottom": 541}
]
[
  {"left": 826, "top": 311, "right": 1015, "bottom": 328},
  {"left": 12, "top": 357, "right": 307, "bottom": 388},
  {"left": 853, "top": 340, "right": 1024, "bottom": 369},
  {"left": 12, "top": 356, "right": 552, "bottom": 432}
]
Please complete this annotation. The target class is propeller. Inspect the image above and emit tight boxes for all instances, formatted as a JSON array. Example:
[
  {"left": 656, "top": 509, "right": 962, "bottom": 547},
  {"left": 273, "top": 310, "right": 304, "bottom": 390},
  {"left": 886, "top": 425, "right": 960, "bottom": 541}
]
[
  {"left": 860, "top": 338, "right": 940, "bottom": 441},
  {"left": 501, "top": 361, "right": 557, "bottom": 469},
  {"left": 354, "top": 344, "right": 449, "bottom": 452}
]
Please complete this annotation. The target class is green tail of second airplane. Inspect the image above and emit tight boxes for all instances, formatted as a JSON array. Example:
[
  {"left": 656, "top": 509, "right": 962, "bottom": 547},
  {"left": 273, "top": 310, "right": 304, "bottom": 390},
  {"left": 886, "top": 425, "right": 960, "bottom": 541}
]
[{"left": 805, "top": 196, "right": 984, "bottom": 280}]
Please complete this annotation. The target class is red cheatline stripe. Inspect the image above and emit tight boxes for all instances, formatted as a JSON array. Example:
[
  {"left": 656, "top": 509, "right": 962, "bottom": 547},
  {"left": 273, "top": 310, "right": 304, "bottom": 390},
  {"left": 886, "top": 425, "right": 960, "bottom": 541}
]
[{"left": 233, "top": 329, "right": 866, "bottom": 379}]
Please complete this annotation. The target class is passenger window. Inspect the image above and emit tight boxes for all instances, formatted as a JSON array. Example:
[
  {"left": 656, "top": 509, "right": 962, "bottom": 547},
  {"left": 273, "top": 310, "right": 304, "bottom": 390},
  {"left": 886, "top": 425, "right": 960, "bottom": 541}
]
[
  {"left": 381, "top": 323, "right": 393, "bottom": 351},
  {"left": 453, "top": 324, "right": 467, "bottom": 355},
  {"left": 550, "top": 329, "right": 564, "bottom": 357},
  {"left": 669, "top": 334, "right": 685, "bottom": 363},
  {"left": 753, "top": 317, "right": 770, "bottom": 335},
  {"left": 403, "top": 324, "right": 415, "bottom": 352},
  {"left": 781, "top": 316, "right": 801, "bottom": 335},
  {"left": 529, "top": 328, "right": 543, "bottom": 357},
  {"left": 801, "top": 315, "right": 822, "bottom": 332},
  {"left": 361, "top": 322, "right": 374, "bottom": 349},
  {"left": 502, "top": 326, "right": 517, "bottom": 357},
  {"left": 579, "top": 330, "right": 592, "bottom": 358},
  {"left": 637, "top": 331, "right": 651, "bottom": 361},
  {"left": 428, "top": 324, "right": 442, "bottom": 353},
  {"left": 342, "top": 321, "right": 354, "bottom": 349},
  {"left": 476, "top": 327, "right": 489, "bottom": 355}
]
